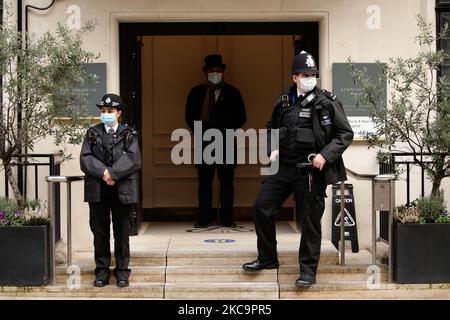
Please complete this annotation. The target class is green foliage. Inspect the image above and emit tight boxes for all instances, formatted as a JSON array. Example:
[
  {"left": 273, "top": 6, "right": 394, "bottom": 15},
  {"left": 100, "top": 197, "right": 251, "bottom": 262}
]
[
  {"left": 0, "top": 9, "right": 98, "bottom": 207},
  {"left": 0, "top": 197, "right": 49, "bottom": 227},
  {"left": 26, "top": 199, "right": 41, "bottom": 211},
  {"left": 0, "top": 197, "right": 18, "bottom": 215},
  {"left": 22, "top": 216, "right": 50, "bottom": 227},
  {"left": 348, "top": 15, "right": 450, "bottom": 196},
  {"left": 415, "top": 193, "right": 446, "bottom": 223},
  {"left": 395, "top": 192, "right": 448, "bottom": 224}
]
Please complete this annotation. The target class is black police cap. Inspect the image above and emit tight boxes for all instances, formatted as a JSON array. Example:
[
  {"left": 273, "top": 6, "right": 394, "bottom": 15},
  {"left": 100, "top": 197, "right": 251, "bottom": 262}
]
[
  {"left": 292, "top": 51, "right": 319, "bottom": 75},
  {"left": 96, "top": 93, "right": 126, "bottom": 111}
]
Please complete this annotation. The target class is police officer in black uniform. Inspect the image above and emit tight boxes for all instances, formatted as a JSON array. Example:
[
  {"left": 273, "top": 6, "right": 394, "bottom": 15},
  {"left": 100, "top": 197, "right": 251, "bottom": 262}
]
[
  {"left": 80, "top": 94, "right": 141, "bottom": 288},
  {"left": 242, "top": 52, "right": 354, "bottom": 288}
]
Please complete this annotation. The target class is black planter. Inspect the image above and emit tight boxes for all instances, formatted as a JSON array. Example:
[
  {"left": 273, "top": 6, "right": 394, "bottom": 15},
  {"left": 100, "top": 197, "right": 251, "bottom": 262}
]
[
  {"left": 393, "top": 223, "right": 450, "bottom": 284},
  {"left": 0, "top": 226, "right": 50, "bottom": 286}
]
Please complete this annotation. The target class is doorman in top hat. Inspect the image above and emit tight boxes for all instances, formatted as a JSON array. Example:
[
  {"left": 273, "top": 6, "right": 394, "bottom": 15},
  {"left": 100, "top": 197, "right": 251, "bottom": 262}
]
[
  {"left": 242, "top": 51, "right": 354, "bottom": 288},
  {"left": 185, "top": 54, "right": 247, "bottom": 228},
  {"left": 80, "top": 94, "right": 141, "bottom": 288}
]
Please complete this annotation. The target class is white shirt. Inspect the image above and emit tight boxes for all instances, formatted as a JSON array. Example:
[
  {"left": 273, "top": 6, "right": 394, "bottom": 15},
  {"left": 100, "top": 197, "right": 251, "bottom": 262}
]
[
  {"left": 297, "top": 88, "right": 306, "bottom": 98},
  {"left": 104, "top": 123, "right": 118, "bottom": 133},
  {"left": 214, "top": 89, "right": 221, "bottom": 102}
]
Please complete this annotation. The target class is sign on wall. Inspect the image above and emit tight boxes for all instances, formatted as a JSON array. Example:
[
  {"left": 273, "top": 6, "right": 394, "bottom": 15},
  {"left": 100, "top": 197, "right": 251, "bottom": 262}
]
[
  {"left": 76, "top": 63, "right": 107, "bottom": 116},
  {"left": 332, "top": 63, "right": 386, "bottom": 139}
]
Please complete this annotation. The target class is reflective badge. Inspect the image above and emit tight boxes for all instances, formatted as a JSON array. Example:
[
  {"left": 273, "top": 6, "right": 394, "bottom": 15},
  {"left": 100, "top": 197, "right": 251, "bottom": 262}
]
[
  {"left": 321, "top": 115, "right": 332, "bottom": 126},
  {"left": 299, "top": 109, "right": 311, "bottom": 118}
]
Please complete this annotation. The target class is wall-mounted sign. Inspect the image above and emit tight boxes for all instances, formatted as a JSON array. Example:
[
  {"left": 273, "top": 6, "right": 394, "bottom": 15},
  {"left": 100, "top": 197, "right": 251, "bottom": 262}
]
[
  {"left": 75, "top": 63, "right": 107, "bottom": 116},
  {"left": 332, "top": 63, "right": 386, "bottom": 139}
]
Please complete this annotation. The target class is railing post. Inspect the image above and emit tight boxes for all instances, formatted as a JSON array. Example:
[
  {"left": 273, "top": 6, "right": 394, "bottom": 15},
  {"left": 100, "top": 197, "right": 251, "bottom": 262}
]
[
  {"left": 47, "top": 180, "right": 56, "bottom": 286},
  {"left": 371, "top": 179, "right": 377, "bottom": 265},
  {"left": 339, "top": 181, "right": 346, "bottom": 265},
  {"left": 46, "top": 176, "right": 83, "bottom": 286},
  {"left": 389, "top": 177, "right": 395, "bottom": 283},
  {"left": 67, "top": 181, "right": 73, "bottom": 267}
]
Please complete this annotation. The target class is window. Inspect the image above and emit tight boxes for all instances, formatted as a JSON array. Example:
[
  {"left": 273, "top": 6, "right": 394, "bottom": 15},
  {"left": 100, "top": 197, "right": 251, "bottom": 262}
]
[{"left": 437, "top": 0, "right": 450, "bottom": 79}]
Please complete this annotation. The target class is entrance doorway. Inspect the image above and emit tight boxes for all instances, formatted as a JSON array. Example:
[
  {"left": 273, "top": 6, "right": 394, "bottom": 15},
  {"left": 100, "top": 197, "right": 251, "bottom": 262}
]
[{"left": 119, "top": 22, "right": 319, "bottom": 224}]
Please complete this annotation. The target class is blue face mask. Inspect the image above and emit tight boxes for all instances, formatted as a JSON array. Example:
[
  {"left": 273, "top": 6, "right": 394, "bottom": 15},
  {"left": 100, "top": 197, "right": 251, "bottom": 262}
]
[{"left": 100, "top": 113, "right": 117, "bottom": 126}]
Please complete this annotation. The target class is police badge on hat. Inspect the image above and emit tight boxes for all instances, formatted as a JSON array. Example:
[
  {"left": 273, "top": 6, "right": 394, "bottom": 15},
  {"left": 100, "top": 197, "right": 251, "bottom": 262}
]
[{"left": 96, "top": 93, "right": 126, "bottom": 111}]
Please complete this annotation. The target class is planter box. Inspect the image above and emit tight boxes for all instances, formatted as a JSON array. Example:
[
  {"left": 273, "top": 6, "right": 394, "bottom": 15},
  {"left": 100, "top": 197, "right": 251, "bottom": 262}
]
[
  {"left": 0, "top": 226, "right": 50, "bottom": 286},
  {"left": 393, "top": 223, "right": 450, "bottom": 284}
]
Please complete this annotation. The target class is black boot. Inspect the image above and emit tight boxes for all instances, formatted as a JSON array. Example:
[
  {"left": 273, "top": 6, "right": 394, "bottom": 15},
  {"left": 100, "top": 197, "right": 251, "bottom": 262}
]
[
  {"left": 242, "top": 259, "right": 279, "bottom": 272},
  {"left": 295, "top": 274, "right": 316, "bottom": 289}
]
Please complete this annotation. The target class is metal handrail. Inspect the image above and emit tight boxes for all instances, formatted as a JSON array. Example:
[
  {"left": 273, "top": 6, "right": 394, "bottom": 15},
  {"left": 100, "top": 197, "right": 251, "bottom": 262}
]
[
  {"left": 346, "top": 168, "right": 377, "bottom": 180},
  {"left": 46, "top": 175, "right": 84, "bottom": 285},
  {"left": 343, "top": 168, "right": 396, "bottom": 283}
]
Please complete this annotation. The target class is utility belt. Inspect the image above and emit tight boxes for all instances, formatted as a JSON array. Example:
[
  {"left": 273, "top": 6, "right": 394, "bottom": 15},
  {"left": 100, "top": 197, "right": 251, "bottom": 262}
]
[{"left": 295, "top": 153, "right": 316, "bottom": 192}]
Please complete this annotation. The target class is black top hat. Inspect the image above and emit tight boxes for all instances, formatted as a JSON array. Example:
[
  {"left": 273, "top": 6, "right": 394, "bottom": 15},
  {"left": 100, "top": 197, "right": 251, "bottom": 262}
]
[
  {"left": 203, "top": 54, "right": 226, "bottom": 72},
  {"left": 96, "top": 93, "right": 126, "bottom": 111}
]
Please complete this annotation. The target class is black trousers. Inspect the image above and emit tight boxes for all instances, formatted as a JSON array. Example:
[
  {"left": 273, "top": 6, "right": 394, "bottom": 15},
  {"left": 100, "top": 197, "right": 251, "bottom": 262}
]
[
  {"left": 196, "top": 164, "right": 235, "bottom": 226},
  {"left": 253, "top": 164, "right": 326, "bottom": 277},
  {"left": 89, "top": 184, "right": 131, "bottom": 279}
]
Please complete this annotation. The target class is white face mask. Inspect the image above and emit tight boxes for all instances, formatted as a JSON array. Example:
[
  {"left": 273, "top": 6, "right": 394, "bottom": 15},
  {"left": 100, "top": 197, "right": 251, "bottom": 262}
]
[
  {"left": 298, "top": 76, "right": 317, "bottom": 93},
  {"left": 208, "top": 72, "right": 223, "bottom": 85}
]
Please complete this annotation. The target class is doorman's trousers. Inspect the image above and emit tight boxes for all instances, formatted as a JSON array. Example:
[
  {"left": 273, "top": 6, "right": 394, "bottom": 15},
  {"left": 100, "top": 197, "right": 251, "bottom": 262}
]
[
  {"left": 196, "top": 163, "right": 235, "bottom": 226},
  {"left": 89, "top": 184, "right": 131, "bottom": 279},
  {"left": 253, "top": 164, "right": 326, "bottom": 276}
]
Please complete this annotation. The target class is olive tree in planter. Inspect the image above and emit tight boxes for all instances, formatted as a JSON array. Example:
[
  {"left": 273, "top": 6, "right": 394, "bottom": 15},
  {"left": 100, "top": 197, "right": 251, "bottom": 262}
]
[
  {"left": 349, "top": 16, "right": 450, "bottom": 284},
  {"left": 0, "top": 13, "right": 96, "bottom": 286}
]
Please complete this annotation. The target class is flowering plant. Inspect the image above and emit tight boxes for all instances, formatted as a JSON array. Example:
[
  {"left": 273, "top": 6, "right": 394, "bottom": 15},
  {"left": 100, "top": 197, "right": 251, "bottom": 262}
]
[
  {"left": 0, "top": 197, "right": 50, "bottom": 227},
  {"left": 394, "top": 192, "right": 450, "bottom": 224}
]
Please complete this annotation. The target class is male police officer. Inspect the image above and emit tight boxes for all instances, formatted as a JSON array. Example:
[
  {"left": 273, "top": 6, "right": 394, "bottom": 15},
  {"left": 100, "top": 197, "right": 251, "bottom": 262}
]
[
  {"left": 242, "top": 51, "right": 354, "bottom": 288},
  {"left": 80, "top": 94, "right": 141, "bottom": 288}
]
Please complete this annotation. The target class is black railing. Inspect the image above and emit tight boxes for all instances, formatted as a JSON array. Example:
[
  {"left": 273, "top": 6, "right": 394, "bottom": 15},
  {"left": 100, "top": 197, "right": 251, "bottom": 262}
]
[
  {"left": 378, "top": 152, "right": 443, "bottom": 241},
  {"left": 3, "top": 153, "right": 62, "bottom": 240}
]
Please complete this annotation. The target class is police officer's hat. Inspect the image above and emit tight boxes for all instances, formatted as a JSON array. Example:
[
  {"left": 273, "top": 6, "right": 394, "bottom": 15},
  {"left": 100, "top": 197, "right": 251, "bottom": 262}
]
[
  {"left": 203, "top": 54, "right": 226, "bottom": 72},
  {"left": 291, "top": 51, "right": 319, "bottom": 75},
  {"left": 96, "top": 93, "right": 126, "bottom": 111}
]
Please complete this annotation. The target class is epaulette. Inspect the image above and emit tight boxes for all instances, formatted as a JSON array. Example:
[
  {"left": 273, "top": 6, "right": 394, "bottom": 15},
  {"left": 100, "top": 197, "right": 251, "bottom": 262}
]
[{"left": 321, "top": 89, "right": 337, "bottom": 101}]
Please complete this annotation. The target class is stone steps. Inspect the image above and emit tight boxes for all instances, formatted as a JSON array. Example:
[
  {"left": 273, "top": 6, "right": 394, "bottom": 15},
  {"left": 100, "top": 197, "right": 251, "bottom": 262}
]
[
  {"left": 3, "top": 279, "right": 449, "bottom": 299},
  {"left": 55, "top": 265, "right": 166, "bottom": 284},
  {"left": 55, "top": 264, "right": 384, "bottom": 285},
  {"left": 164, "top": 282, "right": 279, "bottom": 299},
  {"left": 69, "top": 249, "right": 339, "bottom": 267},
  {"left": 0, "top": 283, "right": 164, "bottom": 299},
  {"left": 4, "top": 245, "right": 449, "bottom": 299}
]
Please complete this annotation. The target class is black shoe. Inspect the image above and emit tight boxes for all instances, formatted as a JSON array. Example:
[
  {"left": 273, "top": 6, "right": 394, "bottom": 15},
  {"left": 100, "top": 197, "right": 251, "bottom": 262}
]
[
  {"left": 93, "top": 269, "right": 110, "bottom": 287},
  {"left": 222, "top": 222, "right": 237, "bottom": 228},
  {"left": 295, "top": 275, "right": 316, "bottom": 289},
  {"left": 117, "top": 279, "right": 129, "bottom": 288},
  {"left": 93, "top": 276, "right": 109, "bottom": 287},
  {"left": 194, "top": 222, "right": 209, "bottom": 228},
  {"left": 242, "top": 259, "right": 279, "bottom": 272}
]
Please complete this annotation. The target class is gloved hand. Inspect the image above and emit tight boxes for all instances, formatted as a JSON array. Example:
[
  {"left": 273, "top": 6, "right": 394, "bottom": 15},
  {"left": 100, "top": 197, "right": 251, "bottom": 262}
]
[{"left": 269, "top": 150, "right": 279, "bottom": 162}]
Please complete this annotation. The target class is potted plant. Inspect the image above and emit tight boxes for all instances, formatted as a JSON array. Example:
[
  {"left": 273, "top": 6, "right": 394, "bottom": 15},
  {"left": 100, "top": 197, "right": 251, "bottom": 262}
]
[
  {"left": 393, "top": 193, "right": 450, "bottom": 284},
  {"left": 0, "top": 198, "right": 51, "bottom": 286}
]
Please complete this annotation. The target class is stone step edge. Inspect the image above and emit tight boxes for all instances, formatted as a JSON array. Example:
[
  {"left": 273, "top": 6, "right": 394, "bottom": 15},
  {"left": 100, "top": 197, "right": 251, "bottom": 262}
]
[{"left": 56, "top": 263, "right": 386, "bottom": 273}]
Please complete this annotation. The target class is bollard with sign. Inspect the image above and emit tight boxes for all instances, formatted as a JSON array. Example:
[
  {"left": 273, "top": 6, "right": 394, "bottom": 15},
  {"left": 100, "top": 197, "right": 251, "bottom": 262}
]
[{"left": 331, "top": 183, "right": 359, "bottom": 253}]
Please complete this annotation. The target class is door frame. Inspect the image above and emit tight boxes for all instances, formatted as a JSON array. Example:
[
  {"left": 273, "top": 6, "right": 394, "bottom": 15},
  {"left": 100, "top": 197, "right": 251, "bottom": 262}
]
[{"left": 119, "top": 22, "right": 319, "bottom": 224}]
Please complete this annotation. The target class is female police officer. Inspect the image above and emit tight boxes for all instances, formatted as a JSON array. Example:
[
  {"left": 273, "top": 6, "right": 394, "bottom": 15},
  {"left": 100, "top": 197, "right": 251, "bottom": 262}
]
[
  {"left": 242, "top": 52, "right": 354, "bottom": 288},
  {"left": 80, "top": 94, "right": 141, "bottom": 288}
]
